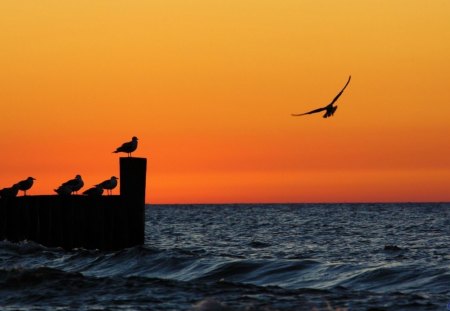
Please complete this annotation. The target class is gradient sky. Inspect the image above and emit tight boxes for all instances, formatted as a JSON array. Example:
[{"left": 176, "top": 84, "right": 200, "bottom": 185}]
[{"left": 1, "top": 1, "right": 449, "bottom": 203}]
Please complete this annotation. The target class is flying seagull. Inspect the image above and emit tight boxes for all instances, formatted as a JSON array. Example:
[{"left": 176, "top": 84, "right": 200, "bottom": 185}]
[
  {"left": 96, "top": 176, "right": 119, "bottom": 195},
  {"left": 17, "top": 177, "right": 36, "bottom": 196},
  {"left": 292, "top": 75, "right": 351, "bottom": 118},
  {"left": 113, "top": 136, "right": 138, "bottom": 157}
]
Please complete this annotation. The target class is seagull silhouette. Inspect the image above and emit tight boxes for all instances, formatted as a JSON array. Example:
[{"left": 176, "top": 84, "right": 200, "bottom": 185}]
[
  {"left": 0, "top": 184, "right": 20, "bottom": 198},
  {"left": 83, "top": 185, "right": 104, "bottom": 197},
  {"left": 96, "top": 176, "right": 118, "bottom": 195},
  {"left": 113, "top": 136, "right": 138, "bottom": 157},
  {"left": 292, "top": 75, "right": 351, "bottom": 118},
  {"left": 60, "top": 175, "right": 84, "bottom": 195},
  {"left": 54, "top": 185, "right": 72, "bottom": 196},
  {"left": 17, "top": 177, "right": 36, "bottom": 196}
]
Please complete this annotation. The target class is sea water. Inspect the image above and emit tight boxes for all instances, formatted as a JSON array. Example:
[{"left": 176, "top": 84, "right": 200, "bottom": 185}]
[{"left": 0, "top": 203, "right": 449, "bottom": 310}]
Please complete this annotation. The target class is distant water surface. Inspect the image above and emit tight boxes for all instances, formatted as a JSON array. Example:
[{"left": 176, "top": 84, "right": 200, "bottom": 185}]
[{"left": 1, "top": 203, "right": 449, "bottom": 310}]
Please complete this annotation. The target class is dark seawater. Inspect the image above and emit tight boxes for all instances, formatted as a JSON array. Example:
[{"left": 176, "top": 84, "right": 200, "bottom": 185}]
[{"left": 1, "top": 203, "right": 449, "bottom": 310}]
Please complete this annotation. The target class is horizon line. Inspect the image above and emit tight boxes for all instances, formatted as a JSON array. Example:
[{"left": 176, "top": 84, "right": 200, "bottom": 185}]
[{"left": 145, "top": 201, "right": 450, "bottom": 206}]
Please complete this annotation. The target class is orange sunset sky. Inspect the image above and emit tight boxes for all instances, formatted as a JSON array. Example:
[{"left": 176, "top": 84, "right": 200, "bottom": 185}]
[{"left": 1, "top": 1, "right": 449, "bottom": 203}]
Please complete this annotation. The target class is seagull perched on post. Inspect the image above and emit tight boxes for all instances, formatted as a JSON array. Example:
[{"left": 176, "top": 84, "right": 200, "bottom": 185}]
[
  {"left": 96, "top": 176, "right": 118, "bottom": 195},
  {"left": 60, "top": 175, "right": 84, "bottom": 195},
  {"left": 113, "top": 136, "right": 138, "bottom": 157},
  {"left": 292, "top": 75, "right": 351, "bottom": 119},
  {"left": 54, "top": 185, "right": 72, "bottom": 196},
  {"left": 83, "top": 185, "right": 104, "bottom": 197},
  {"left": 0, "top": 184, "right": 20, "bottom": 198},
  {"left": 17, "top": 177, "right": 36, "bottom": 196}
]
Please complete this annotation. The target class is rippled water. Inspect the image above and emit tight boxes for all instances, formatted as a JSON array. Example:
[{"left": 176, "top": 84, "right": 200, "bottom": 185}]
[{"left": 1, "top": 203, "right": 449, "bottom": 310}]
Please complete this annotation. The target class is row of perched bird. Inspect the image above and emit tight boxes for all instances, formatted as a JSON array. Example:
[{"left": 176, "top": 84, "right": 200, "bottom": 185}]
[
  {"left": 54, "top": 175, "right": 119, "bottom": 197},
  {"left": 0, "top": 136, "right": 138, "bottom": 199},
  {"left": 0, "top": 175, "right": 119, "bottom": 198},
  {"left": 0, "top": 177, "right": 36, "bottom": 198}
]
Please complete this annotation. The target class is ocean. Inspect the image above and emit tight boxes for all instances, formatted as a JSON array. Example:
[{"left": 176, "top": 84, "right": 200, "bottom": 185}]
[{"left": 0, "top": 203, "right": 449, "bottom": 310}]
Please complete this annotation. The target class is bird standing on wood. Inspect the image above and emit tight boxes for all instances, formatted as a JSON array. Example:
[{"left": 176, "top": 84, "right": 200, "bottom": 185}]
[
  {"left": 113, "top": 136, "right": 138, "bottom": 157},
  {"left": 17, "top": 177, "right": 36, "bottom": 196},
  {"left": 60, "top": 175, "right": 84, "bottom": 195},
  {"left": 54, "top": 185, "right": 72, "bottom": 196},
  {"left": 292, "top": 75, "right": 351, "bottom": 119},
  {"left": 83, "top": 185, "right": 104, "bottom": 197},
  {"left": 0, "top": 184, "right": 20, "bottom": 198},
  {"left": 96, "top": 176, "right": 119, "bottom": 195}
]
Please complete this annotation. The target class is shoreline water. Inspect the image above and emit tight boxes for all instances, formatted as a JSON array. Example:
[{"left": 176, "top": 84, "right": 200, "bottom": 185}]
[{"left": 1, "top": 203, "right": 449, "bottom": 310}]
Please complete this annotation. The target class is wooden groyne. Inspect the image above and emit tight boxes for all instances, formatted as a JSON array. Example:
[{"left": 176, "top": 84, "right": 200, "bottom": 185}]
[{"left": 0, "top": 157, "right": 147, "bottom": 250}]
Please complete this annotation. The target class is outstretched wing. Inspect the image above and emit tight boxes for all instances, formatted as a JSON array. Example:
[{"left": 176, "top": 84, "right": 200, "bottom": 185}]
[
  {"left": 291, "top": 106, "right": 327, "bottom": 116},
  {"left": 327, "top": 75, "right": 351, "bottom": 107},
  {"left": 291, "top": 75, "right": 351, "bottom": 117}
]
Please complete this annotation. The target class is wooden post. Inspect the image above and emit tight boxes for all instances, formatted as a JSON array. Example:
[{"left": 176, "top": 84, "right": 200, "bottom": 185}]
[
  {"left": 0, "top": 157, "right": 147, "bottom": 250},
  {"left": 0, "top": 200, "right": 5, "bottom": 240},
  {"left": 119, "top": 157, "right": 146, "bottom": 248},
  {"left": 5, "top": 198, "right": 20, "bottom": 242}
]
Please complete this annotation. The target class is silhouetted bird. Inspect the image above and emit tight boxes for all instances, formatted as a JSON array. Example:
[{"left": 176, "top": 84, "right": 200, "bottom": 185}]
[
  {"left": 292, "top": 75, "right": 351, "bottom": 119},
  {"left": 0, "top": 184, "right": 20, "bottom": 198},
  {"left": 17, "top": 177, "right": 36, "bottom": 196},
  {"left": 113, "top": 136, "right": 138, "bottom": 157},
  {"left": 83, "top": 185, "right": 104, "bottom": 197},
  {"left": 60, "top": 175, "right": 84, "bottom": 194},
  {"left": 54, "top": 185, "right": 72, "bottom": 196},
  {"left": 96, "top": 176, "right": 118, "bottom": 195}
]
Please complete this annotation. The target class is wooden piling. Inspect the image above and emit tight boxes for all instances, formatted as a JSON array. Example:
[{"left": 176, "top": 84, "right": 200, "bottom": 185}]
[
  {"left": 0, "top": 157, "right": 147, "bottom": 250},
  {"left": 119, "top": 157, "right": 147, "bottom": 247}
]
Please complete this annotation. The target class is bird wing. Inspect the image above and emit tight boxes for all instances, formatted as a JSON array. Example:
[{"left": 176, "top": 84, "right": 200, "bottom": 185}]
[
  {"left": 291, "top": 106, "right": 327, "bottom": 116},
  {"left": 291, "top": 75, "right": 351, "bottom": 117},
  {"left": 62, "top": 179, "right": 76, "bottom": 187},
  {"left": 120, "top": 141, "right": 130, "bottom": 148},
  {"left": 96, "top": 180, "right": 108, "bottom": 187},
  {"left": 116, "top": 141, "right": 132, "bottom": 152},
  {"left": 327, "top": 75, "right": 351, "bottom": 107},
  {"left": 17, "top": 180, "right": 26, "bottom": 187}
]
